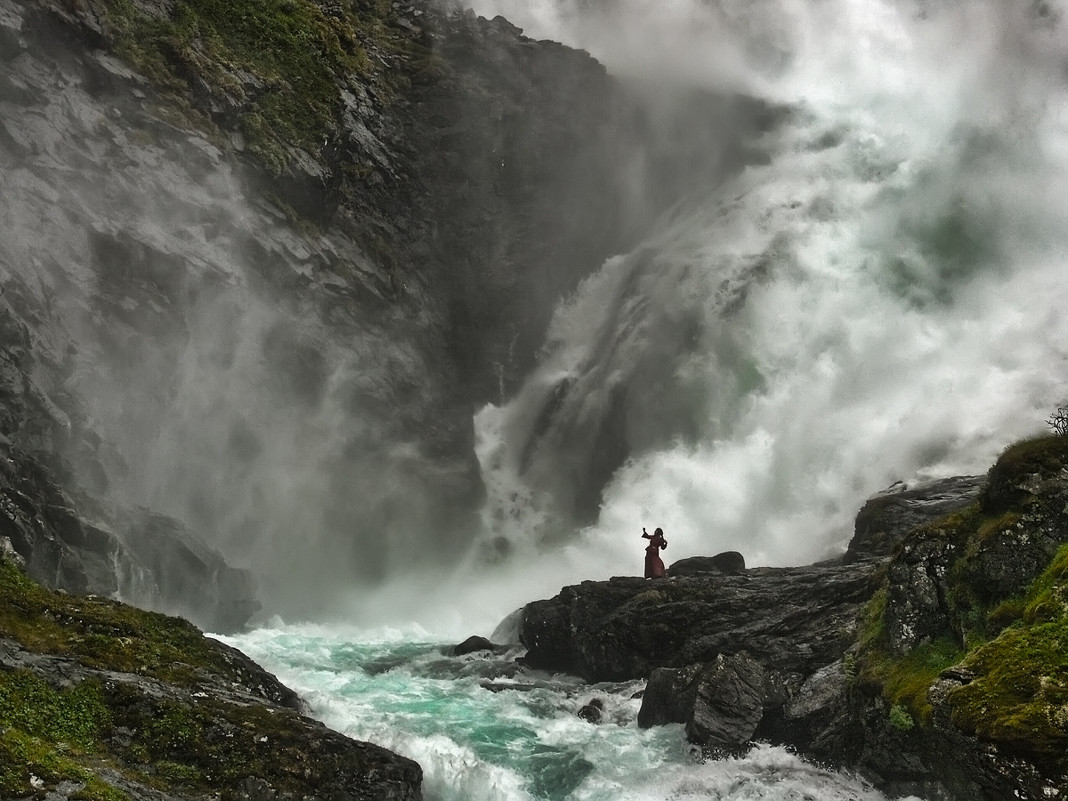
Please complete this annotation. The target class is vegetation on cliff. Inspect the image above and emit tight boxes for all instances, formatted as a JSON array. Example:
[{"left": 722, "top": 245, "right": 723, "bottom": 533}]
[
  {"left": 856, "top": 435, "right": 1068, "bottom": 773},
  {"left": 0, "top": 554, "right": 420, "bottom": 800},
  {"left": 96, "top": 0, "right": 416, "bottom": 172}
]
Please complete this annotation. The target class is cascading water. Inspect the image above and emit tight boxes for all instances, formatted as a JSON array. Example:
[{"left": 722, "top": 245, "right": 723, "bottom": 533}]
[
  {"left": 221, "top": 5, "right": 1067, "bottom": 800},
  {"left": 464, "top": 0, "right": 1068, "bottom": 600}
]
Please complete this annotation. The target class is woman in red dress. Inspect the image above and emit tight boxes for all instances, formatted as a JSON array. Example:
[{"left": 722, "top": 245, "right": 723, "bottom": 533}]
[{"left": 642, "top": 527, "right": 667, "bottom": 578}]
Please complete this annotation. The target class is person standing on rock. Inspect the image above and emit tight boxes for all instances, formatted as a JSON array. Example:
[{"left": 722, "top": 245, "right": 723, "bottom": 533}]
[{"left": 642, "top": 527, "right": 667, "bottom": 578}]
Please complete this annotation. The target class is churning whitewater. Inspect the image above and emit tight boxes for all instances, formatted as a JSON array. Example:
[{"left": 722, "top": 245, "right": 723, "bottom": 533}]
[
  {"left": 230, "top": 2, "right": 1064, "bottom": 800},
  {"left": 222, "top": 625, "right": 920, "bottom": 801}
]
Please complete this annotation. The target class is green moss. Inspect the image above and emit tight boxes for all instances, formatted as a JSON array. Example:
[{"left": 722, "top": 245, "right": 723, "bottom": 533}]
[
  {"left": 0, "top": 557, "right": 237, "bottom": 686},
  {"left": 945, "top": 544, "right": 1068, "bottom": 764},
  {"left": 888, "top": 703, "right": 915, "bottom": 730},
  {"left": 97, "top": 0, "right": 413, "bottom": 173},
  {"left": 992, "top": 434, "right": 1068, "bottom": 477},
  {"left": 975, "top": 510, "right": 1021, "bottom": 542},
  {"left": 0, "top": 670, "right": 112, "bottom": 751},
  {"left": 856, "top": 587, "right": 887, "bottom": 656},
  {"left": 104, "top": 690, "right": 310, "bottom": 791},
  {"left": 857, "top": 435, "right": 1068, "bottom": 743},
  {"left": 903, "top": 502, "right": 981, "bottom": 545},
  {"left": 0, "top": 555, "right": 336, "bottom": 796},
  {"left": 861, "top": 635, "right": 965, "bottom": 723},
  {"left": 0, "top": 724, "right": 128, "bottom": 801},
  {"left": 986, "top": 596, "right": 1027, "bottom": 631}
]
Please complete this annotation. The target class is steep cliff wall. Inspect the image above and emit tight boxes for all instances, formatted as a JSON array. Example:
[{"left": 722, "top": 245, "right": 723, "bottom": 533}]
[{"left": 0, "top": 0, "right": 759, "bottom": 623}]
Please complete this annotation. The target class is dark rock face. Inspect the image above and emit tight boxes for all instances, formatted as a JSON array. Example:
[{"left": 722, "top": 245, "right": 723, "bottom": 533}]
[
  {"left": 846, "top": 475, "right": 985, "bottom": 564},
  {"left": 668, "top": 551, "right": 746, "bottom": 576},
  {"left": 520, "top": 563, "right": 881, "bottom": 682},
  {"left": 0, "top": 446, "right": 258, "bottom": 632},
  {"left": 0, "top": 0, "right": 771, "bottom": 619},
  {"left": 815, "top": 693, "right": 1059, "bottom": 801}
]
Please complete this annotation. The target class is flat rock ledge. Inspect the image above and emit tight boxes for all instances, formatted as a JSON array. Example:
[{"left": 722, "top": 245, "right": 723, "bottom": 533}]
[{"left": 519, "top": 562, "right": 881, "bottom": 754}]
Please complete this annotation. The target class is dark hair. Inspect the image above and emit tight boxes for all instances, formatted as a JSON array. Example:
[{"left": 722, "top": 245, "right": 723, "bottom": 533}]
[{"left": 654, "top": 527, "right": 663, "bottom": 536}]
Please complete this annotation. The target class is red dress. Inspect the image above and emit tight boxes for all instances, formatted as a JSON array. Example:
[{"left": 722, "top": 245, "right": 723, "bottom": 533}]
[{"left": 643, "top": 531, "right": 667, "bottom": 578}]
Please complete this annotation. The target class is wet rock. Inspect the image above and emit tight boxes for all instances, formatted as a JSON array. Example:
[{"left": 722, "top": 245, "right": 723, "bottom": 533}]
[
  {"left": 577, "top": 698, "right": 604, "bottom": 723},
  {"left": 520, "top": 562, "right": 881, "bottom": 681},
  {"left": 639, "top": 653, "right": 768, "bottom": 751},
  {"left": 452, "top": 634, "right": 496, "bottom": 655},
  {"left": 846, "top": 475, "right": 985, "bottom": 563},
  {"left": 669, "top": 550, "right": 746, "bottom": 576}
]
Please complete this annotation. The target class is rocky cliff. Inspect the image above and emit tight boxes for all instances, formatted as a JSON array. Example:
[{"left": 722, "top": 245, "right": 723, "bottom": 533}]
[
  {"left": 0, "top": 0, "right": 770, "bottom": 624},
  {"left": 518, "top": 436, "right": 1068, "bottom": 800}
]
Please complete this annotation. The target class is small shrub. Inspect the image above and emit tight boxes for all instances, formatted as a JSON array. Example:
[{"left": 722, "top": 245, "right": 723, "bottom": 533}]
[
  {"left": 1048, "top": 405, "right": 1068, "bottom": 436},
  {"left": 889, "top": 703, "right": 915, "bottom": 730},
  {"left": 843, "top": 652, "right": 857, "bottom": 682}
]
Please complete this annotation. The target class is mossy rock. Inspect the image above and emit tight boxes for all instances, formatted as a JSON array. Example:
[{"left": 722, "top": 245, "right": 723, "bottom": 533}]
[
  {"left": 984, "top": 435, "right": 1068, "bottom": 514},
  {"left": 0, "top": 554, "right": 421, "bottom": 799},
  {"left": 858, "top": 437, "right": 1068, "bottom": 758},
  {"left": 945, "top": 544, "right": 1068, "bottom": 770},
  {"left": 95, "top": 0, "right": 414, "bottom": 174}
]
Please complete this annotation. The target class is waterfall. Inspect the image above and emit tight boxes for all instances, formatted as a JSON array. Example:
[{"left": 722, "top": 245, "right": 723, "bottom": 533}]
[{"left": 459, "top": 0, "right": 1068, "bottom": 624}]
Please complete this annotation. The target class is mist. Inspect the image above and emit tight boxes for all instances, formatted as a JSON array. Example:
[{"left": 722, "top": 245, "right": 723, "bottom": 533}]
[
  {"left": 6, "top": 0, "right": 1068, "bottom": 635},
  {"left": 418, "top": 0, "right": 1068, "bottom": 635}
]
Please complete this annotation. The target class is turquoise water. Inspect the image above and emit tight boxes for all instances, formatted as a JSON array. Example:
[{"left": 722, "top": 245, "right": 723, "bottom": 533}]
[{"left": 223, "top": 625, "right": 921, "bottom": 801}]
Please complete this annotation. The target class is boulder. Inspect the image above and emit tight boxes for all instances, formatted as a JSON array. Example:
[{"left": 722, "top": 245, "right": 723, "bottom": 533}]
[
  {"left": 639, "top": 653, "right": 769, "bottom": 751},
  {"left": 577, "top": 698, "right": 604, "bottom": 723},
  {"left": 668, "top": 551, "right": 746, "bottom": 576},
  {"left": 453, "top": 634, "right": 496, "bottom": 655}
]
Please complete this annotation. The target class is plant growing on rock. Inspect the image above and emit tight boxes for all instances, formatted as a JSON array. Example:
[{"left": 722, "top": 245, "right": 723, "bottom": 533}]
[
  {"left": 1047, "top": 405, "right": 1068, "bottom": 436},
  {"left": 888, "top": 703, "right": 915, "bottom": 730},
  {"left": 855, "top": 436, "right": 1068, "bottom": 781}
]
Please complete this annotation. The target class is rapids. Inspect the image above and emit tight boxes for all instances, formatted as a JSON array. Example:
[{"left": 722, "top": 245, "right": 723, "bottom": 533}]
[{"left": 222, "top": 625, "right": 924, "bottom": 801}]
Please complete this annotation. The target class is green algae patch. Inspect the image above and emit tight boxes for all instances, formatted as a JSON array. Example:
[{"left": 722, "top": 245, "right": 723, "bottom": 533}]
[
  {"left": 946, "top": 544, "right": 1068, "bottom": 766},
  {"left": 857, "top": 437, "right": 1068, "bottom": 744},
  {"left": 0, "top": 556, "right": 235, "bottom": 686},
  {"left": 98, "top": 0, "right": 410, "bottom": 172}
]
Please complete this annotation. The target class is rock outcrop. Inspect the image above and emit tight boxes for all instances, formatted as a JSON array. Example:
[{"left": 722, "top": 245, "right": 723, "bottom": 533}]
[
  {"left": 0, "top": 446, "right": 259, "bottom": 633},
  {"left": 845, "top": 474, "right": 985, "bottom": 564},
  {"left": 517, "top": 437, "right": 1068, "bottom": 800},
  {"left": 0, "top": 553, "right": 422, "bottom": 800},
  {"left": 520, "top": 563, "right": 881, "bottom": 683}
]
